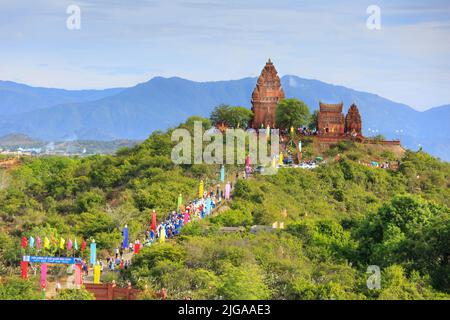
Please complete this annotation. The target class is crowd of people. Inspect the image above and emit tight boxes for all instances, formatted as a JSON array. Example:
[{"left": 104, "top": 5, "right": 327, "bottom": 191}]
[
  {"left": 95, "top": 180, "right": 235, "bottom": 275},
  {"left": 358, "top": 159, "right": 401, "bottom": 170},
  {"left": 141, "top": 184, "right": 231, "bottom": 246},
  {"left": 280, "top": 127, "right": 318, "bottom": 137}
]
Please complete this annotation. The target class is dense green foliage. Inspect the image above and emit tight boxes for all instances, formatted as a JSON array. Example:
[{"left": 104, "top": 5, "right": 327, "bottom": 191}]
[
  {"left": 0, "top": 276, "right": 42, "bottom": 300},
  {"left": 275, "top": 98, "right": 310, "bottom": 129},
  {"left": 210, "top": 104, "right": 254, "bottom": 129},
  {"left": 53, "top": 287, "right": 95, "bottom": 300},
  {"left": 0, "top": 117, "right": 449, "bottom": 300}
]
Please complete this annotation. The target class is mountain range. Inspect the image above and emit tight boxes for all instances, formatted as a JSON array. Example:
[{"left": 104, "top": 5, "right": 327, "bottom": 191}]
[{"left": 0, "top": 77, "right": 448, "bottom": 161}]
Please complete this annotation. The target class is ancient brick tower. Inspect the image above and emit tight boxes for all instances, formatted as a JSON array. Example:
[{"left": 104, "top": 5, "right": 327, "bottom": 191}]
[
  {"left": 251, "top": 59, "right": 285, "bottom": 129},
  {"left": 317, "top": 102, "right": 345, "bottom": 136},
  {"left": 345, "top": 103, "right": 362, "bottom": 137}
]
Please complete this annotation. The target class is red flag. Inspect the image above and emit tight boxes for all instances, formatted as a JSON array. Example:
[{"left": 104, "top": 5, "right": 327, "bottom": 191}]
[
  {"left": 81, "top": 239, "right": 86, "bottom": 252},
  {"left": 134, "top": 243, "right": 140, "bottom": 254},
  {"left": 21, "top": 261, "right": 28, "bottom": 279},
  {"left": 151, "top": 210, "right": 157, "bottom": 232},
  {"left": 21, "top": 237, "right": 27, "bottom": 249}
]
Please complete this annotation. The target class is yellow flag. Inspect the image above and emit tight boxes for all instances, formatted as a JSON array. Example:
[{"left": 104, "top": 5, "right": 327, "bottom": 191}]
[
  {"left": 279, "top": 153, "right": 284, "bottom": 166},
  {"left": 93, "top": 265, "right": 101, "bottom": 284},
  {"left": 198, "top": 180, "right": 204, "bottom": 199},
  {"left": 44, "top": 237, "right": 50, "bottom": 249},
  {"left": 159, "top": 228, "right": 166, "bottom": 243},
  {"left": 59, "top": 238, "right": 65, "bottom": 250}
]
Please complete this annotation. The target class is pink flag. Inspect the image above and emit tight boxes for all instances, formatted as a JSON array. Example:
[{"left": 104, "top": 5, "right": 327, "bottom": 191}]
[
  {"left": 40, "top": 264, "right": 47, "bottom": 289},
  {"left": 246, "top": 155, "right": 250, "bottom": 167},
  {"left": 184, "top": 212, "right": 190, "bottom": 225},
  {"left": 67, "top": 239, "right": 73, "bottom": 250},
  {"left": 36, "top": 237, "right": 41, "bottom": 250},
  {"left": 225, "top": 182, "right": 231, "bottom": 200},
  {"left": 75, "top": 264, "right": 82, "bottom": 285}
]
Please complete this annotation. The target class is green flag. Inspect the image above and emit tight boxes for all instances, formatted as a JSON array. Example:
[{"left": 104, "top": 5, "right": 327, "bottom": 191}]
[{"left": 177, "top": 194, "right": 183, "bottom": 212}]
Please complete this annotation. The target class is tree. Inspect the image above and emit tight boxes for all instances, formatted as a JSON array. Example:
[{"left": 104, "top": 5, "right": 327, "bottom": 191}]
[
  {"left": 210, "top": 105, "right": 253, "bottom": 128},
  {"left": 210, "top": 105, "right": 230, "bottom": 127},
  {"left": 376, "top": 265, "right": 448, "bottom": 300},
  {"left": 356, "top": 195, "right": 450, "bottom": 291},
  {"left": 218, "top": 263, "right": 271, "bottom": 299},
  {"left": 228, "top": 107, "right": 253, "bottom": 128},
  {"left": 308, "top": 110, "right": 319, "bottom": 130},
  {"left": 275, "top": 99, "right": 310, "bottom": 129}
]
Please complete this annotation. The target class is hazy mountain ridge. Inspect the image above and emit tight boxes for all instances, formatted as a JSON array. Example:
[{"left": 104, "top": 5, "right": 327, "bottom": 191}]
[
  {"left": 0, "top": 80, "right": 125, "bottom": 115},
  {"left": 0, "top": 77, "right": 448, "bottom": 160}
]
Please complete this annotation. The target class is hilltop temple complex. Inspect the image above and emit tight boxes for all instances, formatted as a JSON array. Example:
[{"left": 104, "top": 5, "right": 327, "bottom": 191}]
[
  {"left": 316, "top": 102, "right": 364, "bottom": 143},
  {"left": 251, "top": 59, "right": 285, "bottom": 129},
  {"left": 250, "top": 59, "right": 399, "bottom": 146}
]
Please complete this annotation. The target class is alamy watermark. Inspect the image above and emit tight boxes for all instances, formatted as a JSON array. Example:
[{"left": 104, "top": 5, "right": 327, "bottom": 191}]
[
  {"left": 366, "top": 5, "right": 381, "bottom": 30},
  {"left": 171, "top": 122, "right": 280, "bottom": 174},
  {"left": 66, "top": 4, "right": 81, "bottom": 30},
  {"left": 366, "top": 265, "right": 381, "bottom": 290}
]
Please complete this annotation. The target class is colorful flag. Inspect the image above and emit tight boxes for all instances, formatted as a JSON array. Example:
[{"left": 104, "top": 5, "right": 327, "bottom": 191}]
[
  {"left": 220, "top": 165, "right": 225, "bottom": 183},
  {"left": 93, "top": 265, "right": 101, "bottom": 284},
  {"left": 21, "top": 261, "right": 28, "bottom": 279},
  {"left": 74, "top": 239, "right": 78, "bottom": 251},
  {"left": 134, "top": 242, "right": 140, "bottom": 254},
  {"left": 40, "top": 264, "right": 47, "bottom": 289},
  {"left": 151, "top": 210, "right": 157, "bottom": 233},
  {"left": 225, "top": 182, "right": 231, "bottom": 200},
  {"left": 159, "top": 227, "right": 166, "bottom": 243},
  {"left": 36, "top": 237, "right": 41, "bottom": 250},
  {"left": 67, "top": 239, "right": 73, "bottom": 250},
  {"left": 74, "top": 264, "right": 82, "bottom": 285},
  {"left": 205, "top": 197, "right": 212, "bottom": 215},
  {"left": 90, "top": 241, "right": 96, "bottom": 265},
  {"left": 177, "top": 194, "right": 183, "bottom": 212},
  {"left": 81, "top": 239, "right": 86, "bottom": 252},
  {"left": 29, "top": 236, "right": 35, "bottom": 248},
  {"left": 44, "top": 237, "right": 50, "bottom": 249},
  {"left": 122, "top": 225, "right": 129, "bottom": 249},
  {"left": 59, "top": 238, "right": 65, "bottom": 250},
  {"left": 279, "top": 152, "right": 284, "bottom": 166},
  {"left": 21, "top": 236, "right": 27, "bottom": 249},
  {"left": 198, "top": 180, "right": 204, "bottom": 199}
]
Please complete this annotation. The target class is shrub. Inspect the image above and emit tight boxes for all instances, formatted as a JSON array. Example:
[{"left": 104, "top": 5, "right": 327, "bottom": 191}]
[
  {"left": 218, "top": 263, "right": 271, "bottom": 299},
  {"left": 53, "top": 287, "right": 95, "bottom": 300},
  {"left": 210, "top": 209, "right": 253, "bottom": 227}
]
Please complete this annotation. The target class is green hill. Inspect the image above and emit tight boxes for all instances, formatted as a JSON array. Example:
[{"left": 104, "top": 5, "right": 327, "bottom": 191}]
[{"left": 0, "top": 117, "right": 449, "bottom": 300}]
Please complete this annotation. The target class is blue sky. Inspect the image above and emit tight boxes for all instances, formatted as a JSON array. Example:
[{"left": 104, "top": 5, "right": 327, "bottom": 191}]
[{"left": 1, "top": 0, "right": 449, "bottom": 110}]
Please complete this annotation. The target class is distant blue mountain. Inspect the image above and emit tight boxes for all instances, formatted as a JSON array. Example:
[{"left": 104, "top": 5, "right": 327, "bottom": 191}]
[
  {"left": 0, "top": 76, "right": 448, "bottom": 161},
  {"left": 0, "top": 80, "right": 124, "bottom": 115}
]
